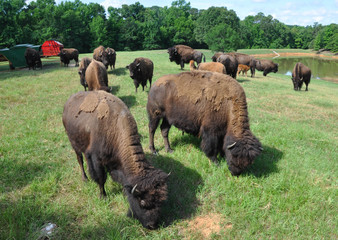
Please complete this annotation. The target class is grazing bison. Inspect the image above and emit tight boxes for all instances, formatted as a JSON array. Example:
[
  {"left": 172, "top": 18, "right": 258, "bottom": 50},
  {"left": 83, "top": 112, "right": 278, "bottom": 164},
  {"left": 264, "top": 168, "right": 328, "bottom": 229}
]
[
  {"left": 93, "top": 46, "right": 109, "bottom": 69},
  {"left": 167, "top": 45, "right": 205, "bottom": 70},
  {"left": 291, "top": 62, "right": 311, "bottom": 91},
  {"left": 217, "top": 54, "right": 238, "bottom": 79},
  {"left": 211, "top": 52, "right": 224, "bottom": 62},
  {"left": 106, "top": 47, "right": 116, "bottom": 70},
  {"left": 147, "top": 71, "right": 262, "bottom": 176},
  {"left": 59, "top": 48, "right": 79, "bottom": 67},
  {"left": 237, "top": 64, "right": 250, "bottom": 77},
  {"left": 230, "top": 53, "right": 257, "bottom": 77},
  {"left": 126, "top": 57, "right": 154, "bottom": 93},
  {"left": 255, "top": 59, "right": 278, "bottom": 76},
  {"left": 190, "top": 60, "right": 226, "bottom": 74},
  {"left": 62, "top": 91, "right": 168, "bottom": 229},
  {"left": 25, "top": 48, "right": 42, "bottom": 70},
  {"left": 78, "top": 57, "right": 92, "bottom": 91},
  {"left": 85, "top": 59, "right": 110, "bottom": 92}
]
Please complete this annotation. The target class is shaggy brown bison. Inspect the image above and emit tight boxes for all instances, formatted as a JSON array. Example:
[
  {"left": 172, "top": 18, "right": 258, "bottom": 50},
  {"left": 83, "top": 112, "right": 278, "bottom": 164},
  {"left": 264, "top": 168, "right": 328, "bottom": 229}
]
[
  {"left": 62, "top": 91, "right": 168, "bottom": 229},
  {"left": 255, "top": 59, "right": 278, "bottom": 76},
  {"left": 190, "top": 60, "right": 226, "bottom": 74},
  {"left": 93, "top": 46, "right": 109, "bottom": 69},
  {"left": 147, "top": 71, "right": 262, "bottom": 176},
  {"left": 85, "top": 59, "right": 110, "bottom": 92},
  {"left": 167, "top": 45, "right": 205, "bottom": 69},
  {"left": 78, "top": 57, "right": 92, "bottom": 91},
  {"left": 237, "top": 64, "right": 250, "bottom": 77},
  {"left": 217, "top": 54, "right": 238, "bottom": 79},
  {"left": 291, "top": 62, "right": 311, "bottom": 91},
  {"left": 25, "top": 48, "right": 42, "bottom": 70},
  {"left": 211, "top": 52, "right": 224, "bottom": 62},
  {"left": 230, "top": 53, "right": 257, "bottom": 77},
  {"left": 126, "top": 57, "right": 154, "bottom": 93},
  {"left": 106, "top": 47, "right": 116, "bottom": 70},
  {"left": 59, "top": 48, "right": 79, "bottom": 67}
]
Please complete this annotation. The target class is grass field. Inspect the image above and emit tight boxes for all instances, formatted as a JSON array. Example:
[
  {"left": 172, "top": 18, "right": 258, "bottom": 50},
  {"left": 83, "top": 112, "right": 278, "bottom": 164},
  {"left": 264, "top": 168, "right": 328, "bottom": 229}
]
[{"left": 0, "top": 49, "right": 337, "bottom": 239}]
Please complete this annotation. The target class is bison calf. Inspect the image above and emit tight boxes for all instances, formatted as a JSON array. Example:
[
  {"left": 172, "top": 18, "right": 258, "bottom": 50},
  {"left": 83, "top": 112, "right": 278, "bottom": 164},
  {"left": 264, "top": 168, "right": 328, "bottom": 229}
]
[
  {"left": 126, "top": 57, "right": 154, "bottom": 93},
  {"left": 237, "top": 64, "right": 250, "bottom": 77},
  {"left": 85, "top": 59, "right": 110, "bottom": 92},
  {"left": 62, "top": 91, "right": 168, "bottom": 229},
  {"left": 291, "top": 62, "right": 311, "bottom": 91},
  {"left": 147, "top": 71, "right": 262, "bottom": 176}
]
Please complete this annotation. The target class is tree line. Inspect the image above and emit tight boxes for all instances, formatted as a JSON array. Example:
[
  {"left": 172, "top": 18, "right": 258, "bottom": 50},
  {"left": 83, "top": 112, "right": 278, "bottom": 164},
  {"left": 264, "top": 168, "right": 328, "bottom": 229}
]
[{"left": 1, "top": 0, "right": 337, "bottom": 53}]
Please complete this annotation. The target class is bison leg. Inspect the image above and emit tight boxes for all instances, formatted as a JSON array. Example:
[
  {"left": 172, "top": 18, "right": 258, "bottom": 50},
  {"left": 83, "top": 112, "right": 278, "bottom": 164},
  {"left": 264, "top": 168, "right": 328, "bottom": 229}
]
[
  {"left": 180, "top": 61, "right": 184, "bottom": 70},
  {"left": 86, "top": 152, "right": 107, "bottom": 198},
  {"left": 200, "top": 127, "right": 219, "bottom": 164},
  {"left": 75, "top": 150, "right": 88, "bottom": 181},
  {"left": 149, "top": 116, "right": 161, "bottom": 154},
  {"left": 160, "top": 118, "right": 173, "bottom": 153}
]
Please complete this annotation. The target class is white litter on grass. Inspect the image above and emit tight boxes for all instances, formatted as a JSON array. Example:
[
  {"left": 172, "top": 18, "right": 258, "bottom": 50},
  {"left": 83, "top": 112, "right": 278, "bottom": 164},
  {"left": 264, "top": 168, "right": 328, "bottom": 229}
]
[{"left": 41, "top": 223, "right": 57, "bottom": 235}]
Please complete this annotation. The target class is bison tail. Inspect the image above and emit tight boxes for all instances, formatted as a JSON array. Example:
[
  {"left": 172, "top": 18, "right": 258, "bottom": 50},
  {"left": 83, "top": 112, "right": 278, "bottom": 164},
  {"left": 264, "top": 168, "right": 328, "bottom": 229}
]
[{"left": 203, "top": 53, "right": 206, "bottom": 62}]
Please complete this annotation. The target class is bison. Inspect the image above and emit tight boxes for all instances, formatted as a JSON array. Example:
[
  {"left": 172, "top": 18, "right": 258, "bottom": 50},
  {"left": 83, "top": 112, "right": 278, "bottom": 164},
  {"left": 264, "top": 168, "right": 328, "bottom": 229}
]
[
  {"left": 126, "top": 57, "right": 154, "bottom": 93},
  {"left": 25, "top": 48, "right": 42, "bottom": 70},
  {"left": 211, "top": 52, "right": 224, "bottom": 62},
  {"left": 167, "top": 45, "right": 205, "bottom": 70},
  {"left": 78, "top": 57, "right": 92, "bottom": 91},
  {"left": 59, "top": 48, "right": 79, "bottom": 67},
  {"left": 85, "top": 59, "right": 110, "bottom": 92},
  {"left": 217, "top": 54, "right": 238, "bottom": 79},
  {"left": 106, "top": 47, "right": 116, "bottom": 70},
  {"left": 93, "top": 46, "right": 109, "bottom": 69},
  {"left": 230, "top": 53, "right": 257, "bottom": 78},
  {"left": 189, "top": 60, "right": 226, "bottom": 74},
  {"left": 291, "top": 62, "right": 311, "bottom": 91},
  {"left": 255, "top": 59, "right": 278, "bottom": 76},
  {"left": 147, "top": 71, "right": 263, "bottom": 176},
  {"left": 62, "top": 91, "right": 168, "bottom": 229},
  {"left": 237, "top": 64, "right": 250, "bottom": 77}
]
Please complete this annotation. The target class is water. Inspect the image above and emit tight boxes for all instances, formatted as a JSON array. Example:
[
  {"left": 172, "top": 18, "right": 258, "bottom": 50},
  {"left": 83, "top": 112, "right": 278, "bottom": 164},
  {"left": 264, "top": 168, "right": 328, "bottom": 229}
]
[{"left": 260, "top": 56, "right": 338, "bottom": 82}]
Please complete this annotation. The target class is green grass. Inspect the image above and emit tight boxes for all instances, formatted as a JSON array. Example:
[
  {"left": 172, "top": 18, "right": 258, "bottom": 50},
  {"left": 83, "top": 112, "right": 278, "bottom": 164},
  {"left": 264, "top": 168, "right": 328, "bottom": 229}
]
[{"left": 0, "top": 49, "right": 337, "bottom": 240}]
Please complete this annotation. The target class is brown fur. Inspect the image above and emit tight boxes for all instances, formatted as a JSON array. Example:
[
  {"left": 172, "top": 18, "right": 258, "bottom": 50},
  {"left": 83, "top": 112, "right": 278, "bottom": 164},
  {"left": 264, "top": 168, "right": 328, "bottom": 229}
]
[
  {"left": 126, "top": 57, "right": 154, "bottom": 92},
  {"left": 147, "top": 71, "right": 262, "bottom": 176},
  {"left": 78, "top": 57, "right": 92, "bottom": 91},
  {"left": 93, "top": 46, "right": 109, "bottom": 69},
  {"left": 197, "top": 62, "right": 226, "bottom": 74},
  {"left": 211, "top": 52, "right": 224, "bottom": 62},
  {"left": 168, "top": 45, "right": 205, "bottom": 69},
  {"left": 255, "top": 59, "right": 278, "bottom": 76},
  {"left": 237, "top": 64, "right": 250, "bottom": 77},
  {"left": 217, "top": 54, "right": 238, "bottom": 79},
  {"left": 62, "top": 91, "right": 168, "bottom": 229},
  {"left": 85, "top": 59, "right": 110, "bottom": 92},
  {"left": 189, "top": 60, "right": 197, "bottom": 71},
  {"left": 291, "top": 62, "right": 311, "bottom": 91},
  {"left": 25, "top": 48, "right": 42, "bottom": 70},
  {"left": 106, "top": 47, "right": 116, "bottom": 70},
  {"left": 59, "top": 48, "right": 79, "bottom": 67}
]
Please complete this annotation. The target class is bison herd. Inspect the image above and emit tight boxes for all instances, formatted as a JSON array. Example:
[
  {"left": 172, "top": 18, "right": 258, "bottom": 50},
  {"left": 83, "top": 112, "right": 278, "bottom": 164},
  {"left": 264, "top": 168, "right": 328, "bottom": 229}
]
[{"left": 38, "top": 43, "right": 312, "bottom": 229}]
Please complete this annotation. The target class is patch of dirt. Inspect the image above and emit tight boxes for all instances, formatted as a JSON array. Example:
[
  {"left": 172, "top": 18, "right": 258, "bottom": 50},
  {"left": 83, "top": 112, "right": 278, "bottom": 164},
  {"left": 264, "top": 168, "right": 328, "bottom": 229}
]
[{"left": 182, "top": 213, "right": 232, "bottom": 239}]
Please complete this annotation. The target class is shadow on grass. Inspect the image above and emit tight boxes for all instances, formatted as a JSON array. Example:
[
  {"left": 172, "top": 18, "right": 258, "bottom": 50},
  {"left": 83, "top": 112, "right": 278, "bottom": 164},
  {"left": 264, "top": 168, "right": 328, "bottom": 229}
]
[
  {"left": 147, "top": 153, "right": 202, "bottom": 228},
  {"left": 111, "top": 67, "right": 127, "bottom": 76},
  {"left": 237, "top": 79, "right": 251, "bottom": 83},
  {"left": 109, "top": 85, "right": 120, "bottom": 95},
  {"left": 119, "top": 95, "right": 137, "bottom": 108}
]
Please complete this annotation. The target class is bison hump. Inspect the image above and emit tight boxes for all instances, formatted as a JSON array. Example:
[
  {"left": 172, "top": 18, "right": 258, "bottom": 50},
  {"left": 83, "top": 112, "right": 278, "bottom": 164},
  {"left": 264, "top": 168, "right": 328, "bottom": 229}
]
[{"left": 78, "top": 91, "right": 110, "bottom": 119}]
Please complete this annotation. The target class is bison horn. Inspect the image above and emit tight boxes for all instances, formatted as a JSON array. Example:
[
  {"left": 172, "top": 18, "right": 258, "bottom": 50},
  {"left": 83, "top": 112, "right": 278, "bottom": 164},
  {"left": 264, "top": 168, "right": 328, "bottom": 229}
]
[
  {"left": 167, "top": 171, "right": 172, "bottom": 177},
  {"left": 136, "top": 62, "right": 140, "bottom": 67},
  {"left": 131, "top": 184, "right": 138, "bottom": 194},
  {"left": 227, "top": 142, "right": 237, "bottom": 149},
  {"left": 259, "top": 147, "right": 264, "bottom": 151}
]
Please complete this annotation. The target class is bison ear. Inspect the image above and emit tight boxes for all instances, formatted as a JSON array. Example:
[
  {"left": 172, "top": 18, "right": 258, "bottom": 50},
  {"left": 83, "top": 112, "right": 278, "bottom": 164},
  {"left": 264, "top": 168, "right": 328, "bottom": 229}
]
[{"left": 126, "top": 65, "right": 129, "bottom": 69}]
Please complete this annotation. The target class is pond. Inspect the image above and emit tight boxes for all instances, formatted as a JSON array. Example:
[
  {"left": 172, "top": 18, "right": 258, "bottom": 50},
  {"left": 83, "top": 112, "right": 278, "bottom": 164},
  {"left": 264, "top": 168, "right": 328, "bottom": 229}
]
[{"left": 259, "top": 56, "right": 338, "bottom": 82}]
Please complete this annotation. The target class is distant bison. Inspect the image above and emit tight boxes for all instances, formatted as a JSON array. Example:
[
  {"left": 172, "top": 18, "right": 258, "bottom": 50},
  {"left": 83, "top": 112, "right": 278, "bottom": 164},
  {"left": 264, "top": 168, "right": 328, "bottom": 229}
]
[
  {"left": 211, "top": 52, "right": 224, "bottom": 62},
  {"left": 93, "top": 46, "right": 109, "bottom": 69},
  {"left": 106, "top": 47, "right": 116, "bottom": 70},
  {"left": 126, "top": 57, "right": 154, "bottom": 93},
  {"left": 85, "top": 59, "right": 110, "bottom": 92},
  {"left": 59, "top": 48, "right": 79, "bottom": 67},
  {"left": 237, "top": 64, "right": 250, "bottom": 77},
  {"left": 217, "top": 54, "right": 238, "bottom": 79},
  {"left": 62, "top": 90, "right": 168, "bottom": 229},
  {"left": 78, "top": 57, "right": 92, "bottom": 91},
  {"left": 167, "top": 45, "right": 205, "bottom": 69},
  {"left": 255, "top": 59, "right": 278, "bottom": 76},
  {"left": 25, "top": 48, "right": 42, "bottom": 70},
  {"left": 291, "top": 62, "right": 311, "bottom": 91},
  {"left": 189, "top": 60, "right": 226, "bottom": 74},
  {"left": 147, "top": 71, "right": 262, "bottom": 176},
  {"left": 230, "top": 53, "right": 257, "bottom": 77}
]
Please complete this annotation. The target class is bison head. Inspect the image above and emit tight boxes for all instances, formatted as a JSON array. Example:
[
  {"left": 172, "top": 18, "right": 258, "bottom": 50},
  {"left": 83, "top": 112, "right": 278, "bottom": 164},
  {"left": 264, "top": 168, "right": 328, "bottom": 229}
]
[
  {"left": 111, "top": 170, "right": 168, "bottom": 229},
  {"left": 291, "top": 76, "right": 303, "bottom": 91},
  {"left": 167, "top": 47, "right": 179, "bottom": 62},
  {"left": 224, "top": 134, "right": 262, "bottom": 176},
  {"left": 97, "top": 49, "right": 109, "bottom": 69},
  {"left": 126, "top": 61, "right": 141, "bottom": 79}
]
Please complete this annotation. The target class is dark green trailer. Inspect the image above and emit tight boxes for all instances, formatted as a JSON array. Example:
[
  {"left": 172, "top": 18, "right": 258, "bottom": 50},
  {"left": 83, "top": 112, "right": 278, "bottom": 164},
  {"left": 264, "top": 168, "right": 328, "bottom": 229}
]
[{"left": 0, "top": 44, "right": 41, "bottom": 69}]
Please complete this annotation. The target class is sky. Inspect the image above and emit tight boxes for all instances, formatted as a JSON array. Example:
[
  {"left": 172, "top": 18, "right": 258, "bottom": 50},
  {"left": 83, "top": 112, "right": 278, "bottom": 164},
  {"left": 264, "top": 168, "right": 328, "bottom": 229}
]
[{"left": 37, "top": 0, "right": 338, "bottom": 27}]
